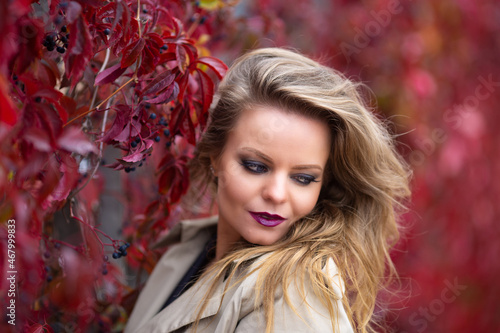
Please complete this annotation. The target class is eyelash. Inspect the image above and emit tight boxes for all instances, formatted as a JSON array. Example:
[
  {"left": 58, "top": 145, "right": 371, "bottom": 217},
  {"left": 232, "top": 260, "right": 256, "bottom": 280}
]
[{"left": 240, "top": 160, "right": 319, "bottom": 185}]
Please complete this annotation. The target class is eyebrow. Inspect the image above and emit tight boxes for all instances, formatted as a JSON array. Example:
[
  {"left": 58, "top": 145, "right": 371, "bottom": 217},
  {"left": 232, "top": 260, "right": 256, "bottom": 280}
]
[{"left": 241, "top": 147, "right": 324, "bottom": 172}]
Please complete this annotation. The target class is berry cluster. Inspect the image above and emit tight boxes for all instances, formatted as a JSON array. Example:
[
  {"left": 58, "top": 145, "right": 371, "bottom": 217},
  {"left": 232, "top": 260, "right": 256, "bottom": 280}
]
[
  {"left": 42, "top": 26, "right": 70, "bottom": 54},
  {"left": 112, "top": 243, "right": 130, "bottom": 259}
]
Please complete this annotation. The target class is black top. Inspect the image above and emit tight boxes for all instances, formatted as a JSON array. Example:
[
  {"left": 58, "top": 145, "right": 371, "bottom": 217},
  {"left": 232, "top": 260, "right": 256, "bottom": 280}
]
[{"left": 159, "top": 232, "right": 217, "bottom": 312}]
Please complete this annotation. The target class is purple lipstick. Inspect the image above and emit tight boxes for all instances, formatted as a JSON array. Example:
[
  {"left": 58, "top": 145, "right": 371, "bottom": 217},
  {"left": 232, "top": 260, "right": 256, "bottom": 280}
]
[{"left": 249, "top": 211, "right": 286, "bottom": 227}]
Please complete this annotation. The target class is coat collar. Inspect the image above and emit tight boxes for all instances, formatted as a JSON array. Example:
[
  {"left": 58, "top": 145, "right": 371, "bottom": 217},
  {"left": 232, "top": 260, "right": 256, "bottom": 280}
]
[{"left": 152, "top": 215, "right": 219, "bottom": 249}]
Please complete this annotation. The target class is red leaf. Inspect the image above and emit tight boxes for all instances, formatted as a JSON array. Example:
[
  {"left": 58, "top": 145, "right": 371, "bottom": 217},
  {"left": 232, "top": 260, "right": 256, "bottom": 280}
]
[
  {"left": 121, "top": 150, "right": 146, "bottom": 163},
  {"left": 66, "top": 1, "right": 82, "bottom": 24},
  {"left": 146, "top": 32, "right": 164, "bottom": 48},
  {"left": 60, "top": 95, "right": 77, "bottom": 119},
  {"left": 176, "top": 72, "right": 189, "bottom": 101},
  {"left": 139, "top": 43, "right": 159, "bottom": 75},
  {"left": 0, "top": 76, "right": 17, "bottom": 126},
  {"left": 179, "top": 111, "right": 196, "bottom": 145},
  {"left": 176, "top": 44, "right": 188, "bottom": 73},
  {"left": 24, "top": 322, "right": 54, "bottom": 333},
  {"left": 12, "top": 17, "right": 44, "bottom": 75},
  {"left": 158, "top": 157, "right": 190, "bottom": 203},
  {"left": 24, "top": 127, "right": 54, "bottom": 152},
  {"left": 99, "top": 105, "right": 132, "bottom": 143},
  {"left": 196, "top": 68, "right": 215, "bottom": 114},
  {"left": 33, "top": 88, "right": 63, "bottom": 101},
  {"left": 143, "top": 70, "right": 175, "bottom": 96},
  {"left": 51, "top": 153, "right": 79, "bottom": 201},
  {"left": 197, "top": 56, "right": 228, "bottom": 79},
  {"left": 147, "top": 82, "right": 179, "bottom": 104},
  {"left": 57, "top": 127, "right": 98, "bottom": 155},
  {"left": 95, "top": 63, "right": 127, "bottom": 85},
  {"left": 121, "top": 38, "right": 145, "bottom": 68},
  {"left": 66, "top": 16, "right": 93, "bottom": 86}
]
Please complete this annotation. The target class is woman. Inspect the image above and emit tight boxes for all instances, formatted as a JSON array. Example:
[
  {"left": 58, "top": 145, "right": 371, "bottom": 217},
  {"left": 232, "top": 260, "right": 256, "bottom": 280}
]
[{"left": 125, "top": 48, "right": 411, "bottom": 333}]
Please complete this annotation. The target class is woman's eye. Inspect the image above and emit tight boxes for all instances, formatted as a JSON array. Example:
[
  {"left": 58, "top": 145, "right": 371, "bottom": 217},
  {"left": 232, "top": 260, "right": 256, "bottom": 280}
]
[
  {"left": 293, "top": 174, "right": 318, "bottom": 185},
  {"left": 242, "top": 161, "right": 268, "bottom": 174}
]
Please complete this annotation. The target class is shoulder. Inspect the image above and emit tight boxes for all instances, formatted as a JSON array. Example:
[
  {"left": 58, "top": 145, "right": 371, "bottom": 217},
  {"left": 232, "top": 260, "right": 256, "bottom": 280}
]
[{"left": 230, "top": 255, "right": 354, "bottom": 332}]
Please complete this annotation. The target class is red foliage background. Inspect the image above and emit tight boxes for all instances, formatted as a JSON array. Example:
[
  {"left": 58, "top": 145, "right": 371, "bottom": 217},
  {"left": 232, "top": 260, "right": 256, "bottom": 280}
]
[{"left": 1, "top": 0, "right": 499, "bottom": 332}]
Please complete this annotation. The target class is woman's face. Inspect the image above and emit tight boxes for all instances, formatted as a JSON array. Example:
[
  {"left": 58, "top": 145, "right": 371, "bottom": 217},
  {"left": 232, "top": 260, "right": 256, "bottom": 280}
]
[{"left": 212, "top": 105, "right": 331, "bottom": 250}]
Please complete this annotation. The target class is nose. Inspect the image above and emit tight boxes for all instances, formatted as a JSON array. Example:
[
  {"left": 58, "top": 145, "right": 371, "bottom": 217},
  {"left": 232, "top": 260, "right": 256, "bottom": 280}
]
[{"left": 262, "top": 173, "right": 288, "bottom": 204}]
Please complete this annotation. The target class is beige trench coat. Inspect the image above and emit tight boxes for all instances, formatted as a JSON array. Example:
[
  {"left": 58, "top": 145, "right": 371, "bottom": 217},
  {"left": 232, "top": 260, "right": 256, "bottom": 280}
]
[{"left": 125, "top": 216, "right": 354, "bottom": 333}]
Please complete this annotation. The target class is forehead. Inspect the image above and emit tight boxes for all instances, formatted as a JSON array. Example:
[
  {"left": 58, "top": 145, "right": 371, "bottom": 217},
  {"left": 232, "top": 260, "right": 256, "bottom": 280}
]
[{"left": 225, "top": 105, "right": 331, "bottom": 164}]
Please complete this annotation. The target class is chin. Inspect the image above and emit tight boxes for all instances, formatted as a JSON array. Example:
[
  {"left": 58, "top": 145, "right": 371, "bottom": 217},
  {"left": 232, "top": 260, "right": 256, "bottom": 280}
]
[{"left": 245, "top": 235, "right": 281, "bottom": 246}]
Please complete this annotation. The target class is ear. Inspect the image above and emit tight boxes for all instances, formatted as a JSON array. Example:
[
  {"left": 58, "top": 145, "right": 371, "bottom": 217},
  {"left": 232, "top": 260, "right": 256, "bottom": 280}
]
[{"left": 210, "top": 155, "right": 219, "bottom": 176}]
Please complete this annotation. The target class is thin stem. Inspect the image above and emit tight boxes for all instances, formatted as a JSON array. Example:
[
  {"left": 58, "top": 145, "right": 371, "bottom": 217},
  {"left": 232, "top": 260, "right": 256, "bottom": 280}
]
[
  {"left": 63, "top": 77, "right": 134, "bottom": 127},
  {"left": 89, "top": 48, "right": 112, "bottom": 112},
  {"left": 186, "top": 13, "right": 201, "bottom": 37},
  {"left": 137, "top": 0, "right": 142, "bottom": 38}
]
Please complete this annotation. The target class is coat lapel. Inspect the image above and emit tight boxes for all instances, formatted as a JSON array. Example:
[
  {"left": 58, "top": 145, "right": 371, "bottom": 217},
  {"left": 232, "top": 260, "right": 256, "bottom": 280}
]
[
  {"left": 138, "top": 272, "right": 226, "bottom": 332},
  {"left": 124, "top": 216, "right": 218, "bottom": 333}
]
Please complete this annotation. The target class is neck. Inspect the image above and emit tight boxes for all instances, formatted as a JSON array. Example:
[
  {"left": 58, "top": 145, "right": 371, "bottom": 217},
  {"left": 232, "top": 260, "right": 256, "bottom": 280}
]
[{"left": 215, "top": 225, "right": 241, "bottom": 261}]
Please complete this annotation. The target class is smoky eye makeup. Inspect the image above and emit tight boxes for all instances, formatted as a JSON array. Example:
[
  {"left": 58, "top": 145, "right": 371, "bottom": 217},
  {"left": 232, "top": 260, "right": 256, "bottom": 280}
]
[
  {"left": 292, "top": 174, "right": 320, "bottom": 185},
  {"left": 240, "top": 159, "right": 269, "bottom": 174}
]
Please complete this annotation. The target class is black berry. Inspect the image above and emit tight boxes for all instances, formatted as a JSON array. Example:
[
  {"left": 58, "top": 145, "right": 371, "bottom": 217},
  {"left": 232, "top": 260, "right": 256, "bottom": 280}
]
[
  {"left": 104, "top": 28, "right": 111, "bottom": 35},
  {"left": 135, "top": 137, "right": 141, "bottom": 143},
  {"left": 149, "top": 113, "right": 157, "bottom": 120},
  {"left": 154, "top": 136, "right": 161, "bottom": 142},
  {"left": 163, "top": 129, "right": 170, "bottom": 137},
  {"left": 46, "top": 275, "right": 53, "bottom": 282},
  {"left": 56, "top": 46, "right": 66, "bottom": 54},
  {"left": 119, "top": 245, "right": 127, "bottom": 252},
  {"left": 60, "top": 36, "right": 67, "bottom": 43},
  {"left": 161, "top": 45, "right": 168, "bottom": 51},
  {"left": 121, "top": 250, "right": 127, "bottom": 256},
  {"left": 112, "top": 252, "right": 121, "bottom": 259},
  {"left": 35, "top": 97, "right": 42, "bottom": 103},
  {"left": 47, "top": 45, "right": 55, "bottom": 52},
  {"left": 131, "top": 141, "right": 138, "bottom": 148},
  {"left": 166, "top": 141, "right": 172, "bottom": 148},
  {"left": 145, "top": 103, "right": 151, "bottom": 109},
  {"left": 142, "top": 8, "right": 148, "bottom": 13},
  {"left": 61, "top": 25, "right": 67, "bottom": 33}
]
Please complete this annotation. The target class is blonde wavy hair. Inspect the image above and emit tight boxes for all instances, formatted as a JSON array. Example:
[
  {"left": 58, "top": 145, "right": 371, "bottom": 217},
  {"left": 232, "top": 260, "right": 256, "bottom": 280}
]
[{"left": 186, "top": 48, "right": 411, "bottom": 332}]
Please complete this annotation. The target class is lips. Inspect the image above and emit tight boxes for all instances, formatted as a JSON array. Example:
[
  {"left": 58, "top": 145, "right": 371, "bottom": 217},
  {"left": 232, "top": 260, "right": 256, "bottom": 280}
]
[{"left": 249, "top": 211, "right": 286, "bottom": 227}]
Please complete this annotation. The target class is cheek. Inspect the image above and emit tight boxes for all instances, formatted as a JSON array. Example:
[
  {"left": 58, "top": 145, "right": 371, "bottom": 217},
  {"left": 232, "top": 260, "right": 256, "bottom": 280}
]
[
  {"left": 217, "top": 163, "right": 255, "bottom": 206},
  {"left": 292, "top": 187, "right": 322, "bottom": 216}
]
